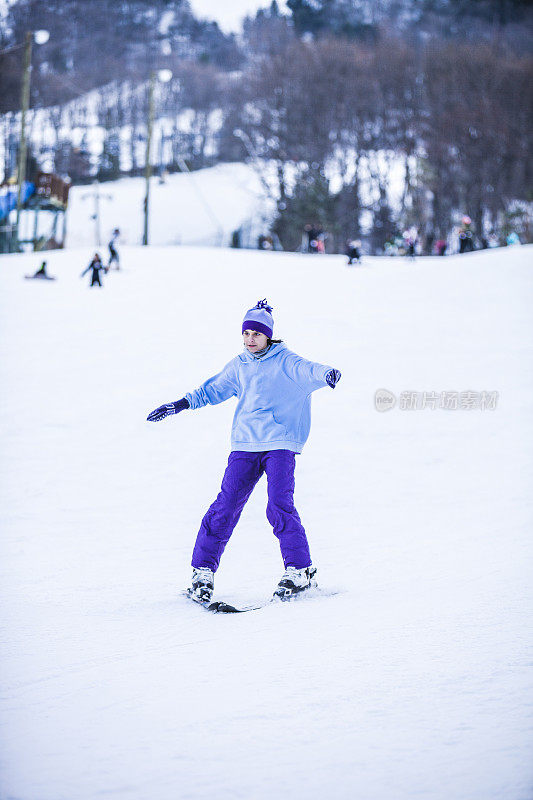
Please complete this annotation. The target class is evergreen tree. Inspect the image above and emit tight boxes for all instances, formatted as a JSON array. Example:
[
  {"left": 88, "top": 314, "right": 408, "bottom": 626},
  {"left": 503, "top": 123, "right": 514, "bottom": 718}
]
[
  {"left": 425, "top": 0, "right": 531, "bottom": 25},
  {"left": 98, "top": 132, "right": 121, "bottom": 182},
  {"left": 272, "top": 168, "right": 337, "bottom": 251},
  {"left": 286, "top": 0, "right": 323, "bottom": 35}
]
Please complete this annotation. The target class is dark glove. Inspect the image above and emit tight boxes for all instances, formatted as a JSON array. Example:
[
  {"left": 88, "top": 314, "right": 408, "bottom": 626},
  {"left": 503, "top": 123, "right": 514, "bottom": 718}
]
[
  {"left": 147, "top": 397, "right": 189, "bottom": 422},
  {"left": 326, "top": 369, "right": 341, "bottom": 389}
]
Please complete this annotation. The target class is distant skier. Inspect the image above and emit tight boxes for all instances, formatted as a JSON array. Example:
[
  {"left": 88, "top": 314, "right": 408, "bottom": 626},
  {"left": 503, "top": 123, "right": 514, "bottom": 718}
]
[
  {"left": 458, "top": 216, "right": 474, "bottom": 254},
  {"left": 108, "top": 228, "right": 120, "bottom": 270},
  {"left": 34, "top": 261, "right": 48, "bottom": 278},
  {"left": 258, "top": 234, "right": 273, "bottom": 250},
  {"left": 435, "top": 238, "right": 447, "bottom": 256},
  {"left": 403, "top": 229, "right": 417, "bottom": 259},
  {"left": 346, "top": 239, "right": 362, "bottom": 265},
  {"left": 506, "top": 231, "right": 521, "bottom": 246},
  {"left": 81, "top": 253, "right": 107, "bottom": 287},
  {"left": 147, "top": 299, "right": 341, "bottom": 604},
  {"left": 25, "top": 260, "right": 56, "bottom": 281},
  {"left": 304, "top": 223, "right": 323, "bottom": 253}
]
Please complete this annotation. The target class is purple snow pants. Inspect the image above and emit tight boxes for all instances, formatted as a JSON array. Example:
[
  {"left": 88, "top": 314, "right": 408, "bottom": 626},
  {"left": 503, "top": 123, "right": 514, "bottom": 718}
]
[{"left": 191, "top": 450, "right": 311, "bottom": 572}]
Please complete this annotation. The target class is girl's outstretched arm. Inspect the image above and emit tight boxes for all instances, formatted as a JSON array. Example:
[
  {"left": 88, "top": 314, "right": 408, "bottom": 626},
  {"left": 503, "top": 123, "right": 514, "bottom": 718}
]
[
  {"left": 147, "top": 359, "right": 239, "bottom": 421},
  {"left": 185, "top": 360, "right": 239, "bottom": 410},
  {"left": 285, "top": 353, "right": 341, "bottom": 392}
]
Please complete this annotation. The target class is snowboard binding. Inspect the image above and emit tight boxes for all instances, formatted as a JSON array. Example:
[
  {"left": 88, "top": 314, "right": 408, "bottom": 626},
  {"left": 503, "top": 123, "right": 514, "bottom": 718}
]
[{"left": 272, "top": 565, "right": 318, "bottom": 601}]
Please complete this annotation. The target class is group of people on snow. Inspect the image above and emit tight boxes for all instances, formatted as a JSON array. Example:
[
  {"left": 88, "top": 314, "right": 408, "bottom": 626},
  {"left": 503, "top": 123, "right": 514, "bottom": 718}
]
[
  {"left": 27, "top": 214, "right": 524, "bottom": 292},
  {"left": 26, "top": 228, "right": 122, "bottom": 287},
  {"left": 80, "top": 228, "right": 121, "bottom": 287}
]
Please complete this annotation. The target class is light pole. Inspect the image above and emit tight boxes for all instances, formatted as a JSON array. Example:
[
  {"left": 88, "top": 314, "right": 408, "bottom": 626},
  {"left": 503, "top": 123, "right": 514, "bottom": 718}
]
[
  {"left": 14, "top": 29, "right": 49, "bottom": 250},
  {"left": 143, "top": 68, "right": 172, "bottom": 247},
  {"left": 82, "top": 181, "right": 112, "bottom": 247}
]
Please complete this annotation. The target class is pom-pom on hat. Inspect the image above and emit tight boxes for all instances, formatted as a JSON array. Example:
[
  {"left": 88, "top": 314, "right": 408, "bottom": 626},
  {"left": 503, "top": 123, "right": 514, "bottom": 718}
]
[{"left": 242, "top": 299, "right": 274, "bottom": 339}]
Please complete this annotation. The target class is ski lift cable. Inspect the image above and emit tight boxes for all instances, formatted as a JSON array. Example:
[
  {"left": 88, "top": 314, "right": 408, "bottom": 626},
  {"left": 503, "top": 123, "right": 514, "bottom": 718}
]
[{"left": 176, "top": 156, "right": 224, "bottom": 244}]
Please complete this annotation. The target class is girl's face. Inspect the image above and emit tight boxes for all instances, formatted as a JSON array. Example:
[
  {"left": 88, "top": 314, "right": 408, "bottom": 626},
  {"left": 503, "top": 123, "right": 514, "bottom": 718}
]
[{"left": 243, "top": 329, "right": 269, "bottom": 352}]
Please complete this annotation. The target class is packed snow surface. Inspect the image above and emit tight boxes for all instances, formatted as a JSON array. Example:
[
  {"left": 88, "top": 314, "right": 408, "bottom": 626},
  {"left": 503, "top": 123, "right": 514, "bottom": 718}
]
[{"left": 0, "top": 244, "right": 532, "bottom": 800}]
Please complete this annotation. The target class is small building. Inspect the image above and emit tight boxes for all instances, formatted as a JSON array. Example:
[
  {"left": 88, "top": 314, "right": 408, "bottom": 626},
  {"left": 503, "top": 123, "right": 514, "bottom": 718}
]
[{"left": 0, "top": 172, "right": 71, "bottom": 254}]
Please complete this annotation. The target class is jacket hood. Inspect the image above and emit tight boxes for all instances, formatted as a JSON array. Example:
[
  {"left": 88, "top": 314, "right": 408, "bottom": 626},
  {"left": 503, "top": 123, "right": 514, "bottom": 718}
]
[{"left": 239, "top": 342, "right": 287, "bottom": 363}]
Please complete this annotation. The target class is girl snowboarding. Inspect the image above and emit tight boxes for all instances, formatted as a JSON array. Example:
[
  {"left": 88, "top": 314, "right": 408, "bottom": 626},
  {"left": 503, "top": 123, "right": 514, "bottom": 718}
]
[{"left": 147, "top": 300, "right": 341, "bottom": 603}]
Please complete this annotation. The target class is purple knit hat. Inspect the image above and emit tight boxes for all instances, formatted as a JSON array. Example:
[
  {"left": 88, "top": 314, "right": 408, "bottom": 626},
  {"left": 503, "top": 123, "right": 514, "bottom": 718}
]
[{"left": 242, "top": 299, "right": 274, "bottom": 338}]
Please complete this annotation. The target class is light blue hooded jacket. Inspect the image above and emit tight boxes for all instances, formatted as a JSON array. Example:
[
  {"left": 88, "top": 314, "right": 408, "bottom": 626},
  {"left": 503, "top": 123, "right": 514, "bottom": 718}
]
[{"left": 185, "top": 343, "right": 333, "bottom": 453}]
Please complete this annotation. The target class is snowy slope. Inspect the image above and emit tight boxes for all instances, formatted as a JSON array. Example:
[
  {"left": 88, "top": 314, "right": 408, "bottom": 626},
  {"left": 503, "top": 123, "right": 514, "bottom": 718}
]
[
  {"left": 14, "top": 158, "right": 408, "bottom": 251},
  {"left": 0, "top": 245, "right": 532, "bottom": 800},
  {"left": 65, "top": 162, "right": 273, "bottom": 249}
]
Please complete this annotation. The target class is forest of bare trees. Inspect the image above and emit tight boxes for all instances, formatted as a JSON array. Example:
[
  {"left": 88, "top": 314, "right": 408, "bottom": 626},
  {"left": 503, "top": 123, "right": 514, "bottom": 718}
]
[
  {"left": 1, "top": 0, "right": 532, "bottom": 251},
  {"left": 227, "top": 33, "right": 531, "bottom": 249}
]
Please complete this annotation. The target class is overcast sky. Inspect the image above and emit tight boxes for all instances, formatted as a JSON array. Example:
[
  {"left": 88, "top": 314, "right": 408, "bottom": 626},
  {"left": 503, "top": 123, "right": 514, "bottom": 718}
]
[
  {"left": 0, "top": 1, "right": 290, "bottom": 35},
  {"left": 188, "top": 0, "right": 289, "bottom": 33}
]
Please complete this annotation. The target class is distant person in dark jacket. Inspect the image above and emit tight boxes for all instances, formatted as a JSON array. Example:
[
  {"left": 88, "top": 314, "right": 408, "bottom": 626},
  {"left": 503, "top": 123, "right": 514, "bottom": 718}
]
[
  {"left": 305, "top": 223, "right": 323, "bottom": 253},
  {"left": 459, "top": 216, "right": 474, "bottom": 254},
  {"left": 25, "top": 260, "right": 55, "bottom": 281},
  {"left": 81, "top": 253, "right": 107, "bottom": 287},
  {"left": 258, "top": 234, "right": 273, "bottom": 250},
  {"left": 108, "top": 228, "right": 120, "bottom": 269},
  {"left": 34, "top": 261, "right": 48, "bottom": 278},
  {"left": 346, "top": 239, "right": 362, "bottom": 265}
]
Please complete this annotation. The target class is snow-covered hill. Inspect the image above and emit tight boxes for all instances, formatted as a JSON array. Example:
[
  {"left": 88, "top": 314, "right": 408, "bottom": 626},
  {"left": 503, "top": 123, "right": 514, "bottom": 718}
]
[
  {"left": 12, "top": 163, "right": 273, "bottom": 251},
  {"left": 13, "top": 157, "right": 411, "bottom": 252},
  {"left": 0, "top": 244, "right": 532, "bottom": 800},
  {"left": 66, "top": 162, "right": 273, "bottom": 249}
]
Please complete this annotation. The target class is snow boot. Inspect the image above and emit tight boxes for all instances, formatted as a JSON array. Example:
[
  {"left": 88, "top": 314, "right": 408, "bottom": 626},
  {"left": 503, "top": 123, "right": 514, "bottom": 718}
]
[
  {"left": 273, "top": 565, "right": 317, "bottom": 601},
  {"left": 188, "top": 567, "right": 214, "bottom": 603}
]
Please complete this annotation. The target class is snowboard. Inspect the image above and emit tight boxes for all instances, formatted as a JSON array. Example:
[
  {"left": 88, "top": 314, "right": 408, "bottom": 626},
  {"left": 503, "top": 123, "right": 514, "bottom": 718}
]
[
  {"left": 184, "top": 589, "right": 263, "bottom": 613},
  {"left": 24, "top": 275, "right": 56, "bottom": 281},
  {"left": 183, "top": 584, "right": 336, "bottom": 614}
]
